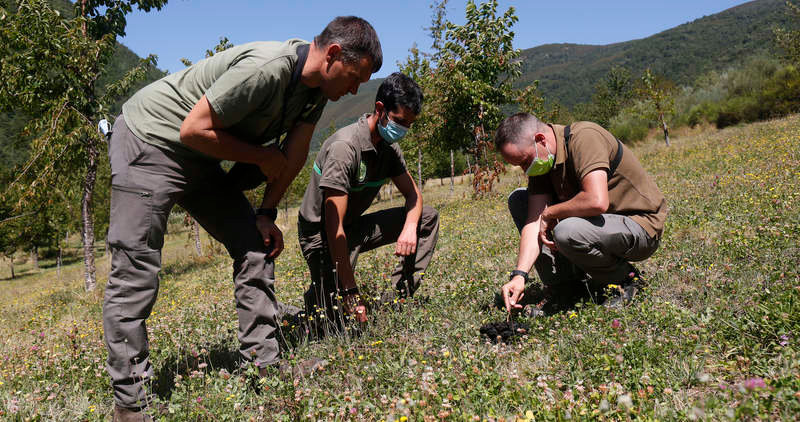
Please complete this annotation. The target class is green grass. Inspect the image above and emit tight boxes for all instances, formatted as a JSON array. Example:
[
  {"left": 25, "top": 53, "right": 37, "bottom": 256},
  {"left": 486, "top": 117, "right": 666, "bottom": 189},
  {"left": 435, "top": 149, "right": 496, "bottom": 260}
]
[{"left": 1, "top": 116, "right": 798, "bottom": 421}]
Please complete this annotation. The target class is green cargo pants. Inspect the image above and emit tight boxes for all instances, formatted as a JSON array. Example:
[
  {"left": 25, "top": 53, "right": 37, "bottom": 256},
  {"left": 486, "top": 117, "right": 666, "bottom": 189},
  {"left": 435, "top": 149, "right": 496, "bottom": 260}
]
[
  {"left": 103, "top": 116, "right": 284, "bottom": 410},
  {"left": 298, "top": 205, "right": 439, "bottom": 325}
]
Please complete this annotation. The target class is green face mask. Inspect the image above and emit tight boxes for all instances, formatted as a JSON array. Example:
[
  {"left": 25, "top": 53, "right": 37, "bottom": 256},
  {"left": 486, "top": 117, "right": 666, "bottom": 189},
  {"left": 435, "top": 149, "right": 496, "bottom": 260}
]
[{"left": 526, "top": 142, "right": 554, "bottom": 176}]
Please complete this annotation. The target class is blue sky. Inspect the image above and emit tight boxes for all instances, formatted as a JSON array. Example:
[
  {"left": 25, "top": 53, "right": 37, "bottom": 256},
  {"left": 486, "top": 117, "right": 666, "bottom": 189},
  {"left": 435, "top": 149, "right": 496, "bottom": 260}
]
[{"left": 120, "top": 0, "right": 751, "bottom": 77}]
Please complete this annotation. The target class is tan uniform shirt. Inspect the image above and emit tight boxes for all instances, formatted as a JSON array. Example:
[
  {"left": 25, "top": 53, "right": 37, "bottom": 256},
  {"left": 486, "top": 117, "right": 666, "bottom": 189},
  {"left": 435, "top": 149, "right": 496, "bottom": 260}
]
[{"left": 527, "top": 121, "right": 668, "bottom": 238}]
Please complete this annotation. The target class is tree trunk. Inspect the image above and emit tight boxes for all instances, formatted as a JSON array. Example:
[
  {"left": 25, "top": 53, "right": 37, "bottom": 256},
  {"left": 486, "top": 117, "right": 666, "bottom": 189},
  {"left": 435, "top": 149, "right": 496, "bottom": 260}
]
[
  {"left": 417, "top": 148, "right": 423, "bottom": 191},
  {"left": 82, "top": 137, "right": 98, "bottom": 291},
  {"left": 58, "top": 247, "right": 62, "bottom": 280},
  {"left": 466, "top": 155, "right": 471, "bottom": 174},
  {"left": 31, "top": 247, "right": 39, "bottom": 270},
  {"left": 661, "top": 113, "right": 670, "bottom": 146},
  {"left": 450, "top": 149, "right": 454, "bottom": 193},
  {"left": 193, "top": 220, "right": 203, "bottom": 256},
  {"left": 8, "top": 258, "right": 14, "bottom": 280}
]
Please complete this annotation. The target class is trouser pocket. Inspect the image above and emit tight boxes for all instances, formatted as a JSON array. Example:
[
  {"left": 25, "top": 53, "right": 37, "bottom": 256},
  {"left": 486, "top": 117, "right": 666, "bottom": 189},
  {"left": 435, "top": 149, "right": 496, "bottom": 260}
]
[{"left": 108, "top": 184, "right": 155, "bottom": 251}]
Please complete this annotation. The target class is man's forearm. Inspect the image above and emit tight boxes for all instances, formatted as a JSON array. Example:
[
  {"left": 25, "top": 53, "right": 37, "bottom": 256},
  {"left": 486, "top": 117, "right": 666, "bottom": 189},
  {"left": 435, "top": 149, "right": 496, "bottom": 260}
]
[
  {"left": 260, "top": 162, "right": 303, "bottom": 209},
  {"left": 324, "top": 216, "right": 357, "bottom": 291},
  {"left": 261, "top": 123, "right": 315, "bottom": 208},
  {"left": 182, "top": 127, "right": 272, "bottom": 164},
  {"left": 402, "top": 186, "right": 423, "bottom": 231},
  {"left": 515, "top": 221, "right": 541, "bottom": 274}
]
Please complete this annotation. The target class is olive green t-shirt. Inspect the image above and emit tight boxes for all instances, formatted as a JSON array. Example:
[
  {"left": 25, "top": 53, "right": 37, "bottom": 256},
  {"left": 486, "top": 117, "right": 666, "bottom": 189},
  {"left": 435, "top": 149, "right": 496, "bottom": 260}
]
[
  {"left": 298, "top": 114, "right": 407, "bottom": 230},
  {"left": 527, "top": 122, "right": 668, "bottom": 238},
  {"left": 122, "top": 39, "right": 327, "bottom": 160}
]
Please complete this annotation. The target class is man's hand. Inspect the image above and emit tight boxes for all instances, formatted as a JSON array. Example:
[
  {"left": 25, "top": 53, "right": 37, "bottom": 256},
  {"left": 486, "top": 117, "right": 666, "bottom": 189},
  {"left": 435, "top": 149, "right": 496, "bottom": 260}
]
[
  {"left": 395, "top": 227, "right": 418, "bottom": 257},
  {"left": 501, "top": 275, "right": 526, "bottom": 313},
  {"left": 342, "top": 294, "right": 367, "bottom": 323},
  {"left": 258, "top": 145, "right": 288, "bottom": 183},
  {"left": 539, "top": 212, "right": 557, "bottom": 252},
  {"left": 255, "top": 215, "right": 284, "bottom": 258}
]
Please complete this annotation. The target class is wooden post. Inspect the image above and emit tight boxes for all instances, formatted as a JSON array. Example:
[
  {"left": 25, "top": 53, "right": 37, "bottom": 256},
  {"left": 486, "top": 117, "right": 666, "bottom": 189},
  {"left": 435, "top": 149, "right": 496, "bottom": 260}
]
[
  {"left": 193, "top": 220, "right": 203, "bottom": 256},
  {"left": 31, "top": 247, "right": 39, "bottom": 271},
  {"left": 417, "top": 148, "right": 423, "bottom": 191},
  {"left": 450, "top": 150, "right": 454, "bottom": 193}
]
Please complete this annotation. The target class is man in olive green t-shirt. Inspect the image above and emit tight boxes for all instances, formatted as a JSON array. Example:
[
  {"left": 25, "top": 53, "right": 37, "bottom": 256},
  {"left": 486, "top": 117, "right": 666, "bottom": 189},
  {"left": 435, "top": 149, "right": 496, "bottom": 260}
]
[
  {"left": 104, "top": 17, "right": 382, "bottom": 421},
  {"left": 494, "top": 113, "right": 668, "bottom": 315}
]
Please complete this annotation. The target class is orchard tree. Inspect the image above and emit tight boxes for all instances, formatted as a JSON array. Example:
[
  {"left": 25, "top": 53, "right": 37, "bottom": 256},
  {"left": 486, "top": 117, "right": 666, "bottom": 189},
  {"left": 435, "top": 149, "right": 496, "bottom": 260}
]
[
  {"left": 400, "top": 0, "right": 539, "bottom": 194},
  {"left": 0, "top": 0, "right": 167, "bottom": 290},
  {"left": 636, "top": 68, "right": 675, "bottom": 146}
]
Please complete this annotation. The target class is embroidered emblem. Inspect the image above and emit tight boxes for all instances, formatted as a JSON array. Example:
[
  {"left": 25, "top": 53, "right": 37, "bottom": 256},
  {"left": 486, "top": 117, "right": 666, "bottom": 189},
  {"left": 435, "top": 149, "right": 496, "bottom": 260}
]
[{"left": 358, "top": 160, "right": 367, "bottom": 183}]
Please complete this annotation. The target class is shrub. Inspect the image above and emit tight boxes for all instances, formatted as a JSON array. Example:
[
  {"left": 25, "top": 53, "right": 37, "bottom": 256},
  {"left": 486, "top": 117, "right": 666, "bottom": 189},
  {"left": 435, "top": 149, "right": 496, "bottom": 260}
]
[{"left": 609, "top": 107, "right": 650, "bottom": 142}]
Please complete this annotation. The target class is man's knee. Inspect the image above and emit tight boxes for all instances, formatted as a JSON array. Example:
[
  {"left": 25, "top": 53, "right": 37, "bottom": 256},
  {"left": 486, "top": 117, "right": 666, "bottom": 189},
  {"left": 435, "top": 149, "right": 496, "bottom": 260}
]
[
  {"left": 552, "top": 217, "right": 590, "bottom": 252},
  {"left": 421, "top": 205, "right": 439, "bottom": 230}
]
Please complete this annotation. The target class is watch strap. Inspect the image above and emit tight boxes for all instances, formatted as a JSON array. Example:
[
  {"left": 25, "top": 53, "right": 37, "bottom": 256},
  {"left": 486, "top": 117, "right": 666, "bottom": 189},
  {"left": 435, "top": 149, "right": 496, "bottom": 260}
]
[{"left": 509, "top": 270, "right": 529, "bottom": 282}]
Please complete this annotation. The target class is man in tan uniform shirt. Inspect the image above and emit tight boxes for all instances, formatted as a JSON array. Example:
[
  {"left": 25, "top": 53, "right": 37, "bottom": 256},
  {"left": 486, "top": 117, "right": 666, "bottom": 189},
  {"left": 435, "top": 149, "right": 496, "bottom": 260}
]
[{"left": 494, "top": 113, "right": 667, "bottom": 314}]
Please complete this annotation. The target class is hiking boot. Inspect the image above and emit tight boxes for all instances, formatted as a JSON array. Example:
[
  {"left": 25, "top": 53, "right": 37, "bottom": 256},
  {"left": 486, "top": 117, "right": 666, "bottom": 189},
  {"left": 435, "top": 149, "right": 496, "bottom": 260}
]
[
  {"left": 112, "top": 405, "right": 152, "bottom": 422},
  {"left": 602, "top": 266, "right": 645, "bottom": 308}
]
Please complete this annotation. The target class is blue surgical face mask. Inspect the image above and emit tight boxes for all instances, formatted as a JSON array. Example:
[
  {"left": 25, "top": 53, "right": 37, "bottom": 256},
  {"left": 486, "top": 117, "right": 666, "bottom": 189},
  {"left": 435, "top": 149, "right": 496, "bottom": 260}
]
[
  {"left": 525, "top": 141, "right": 555, "bottom": 177},
  {"left": 378, "top": 113, "right": 409, "bottom": 144}
]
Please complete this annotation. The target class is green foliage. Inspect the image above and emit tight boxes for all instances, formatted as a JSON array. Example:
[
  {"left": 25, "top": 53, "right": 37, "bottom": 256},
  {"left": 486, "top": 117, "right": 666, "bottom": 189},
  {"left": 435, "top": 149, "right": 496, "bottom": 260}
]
[
  {"left": 399, "top": 0, "right": 543, "bottom": 191},
  {"left": 0, "top": 0, "right": 167, "bottom": 288},
  {"left": 774, "top": 0, "right": 800, "bottom": 64},
  {"left": 575, "top": 66, "right": 634, "bottom": 128}
]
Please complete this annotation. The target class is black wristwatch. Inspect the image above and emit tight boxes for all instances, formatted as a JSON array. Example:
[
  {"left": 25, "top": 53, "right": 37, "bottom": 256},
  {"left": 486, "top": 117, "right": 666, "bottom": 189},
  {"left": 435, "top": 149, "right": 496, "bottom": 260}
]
[
  {"left": 255, "top": 207, "right": 278, "bottom": 221},
  {"left": 509, "top": 270, "right": 529, "bottom": 282},
  {"left": 338, "top": 286, "right": 360, "bottom": 297}
]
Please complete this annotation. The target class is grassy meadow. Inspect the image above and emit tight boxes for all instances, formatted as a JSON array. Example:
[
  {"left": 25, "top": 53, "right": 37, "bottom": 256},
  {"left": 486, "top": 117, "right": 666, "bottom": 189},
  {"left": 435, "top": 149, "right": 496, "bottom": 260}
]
[{"left": 1, "top": 116, "right": 799, "bottom": 420}]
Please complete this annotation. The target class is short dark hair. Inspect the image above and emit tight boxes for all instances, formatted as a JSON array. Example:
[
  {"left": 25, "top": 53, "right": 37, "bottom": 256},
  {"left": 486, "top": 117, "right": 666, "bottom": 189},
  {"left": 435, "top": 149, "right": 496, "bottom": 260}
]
[
  {"left": 494, "top": 112, "right": 547, "bottom": 149},
  {"left": 315, "top": 16, "right": 382, "bottom": 73},
  {"left": 375, "top": 72, "right": 424, "bottom": 116}
]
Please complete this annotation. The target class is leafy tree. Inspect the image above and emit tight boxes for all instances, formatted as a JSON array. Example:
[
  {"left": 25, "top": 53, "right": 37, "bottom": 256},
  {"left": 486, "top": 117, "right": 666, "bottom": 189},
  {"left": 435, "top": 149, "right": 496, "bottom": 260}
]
[
  {"left": 775, "top": 1, "right": 800, "bottom": 64},
  {"left": 0, "top": 0, "right": 167, "bottom": 290},
  {"left": 400, "top": 0, "right": 541, "bottom": 194},
  {"left": 577, "top": 66, "right": 634, "bottom": 128},
  {"left": 636, "top": 69, "right": 675, "bottom": 146}
]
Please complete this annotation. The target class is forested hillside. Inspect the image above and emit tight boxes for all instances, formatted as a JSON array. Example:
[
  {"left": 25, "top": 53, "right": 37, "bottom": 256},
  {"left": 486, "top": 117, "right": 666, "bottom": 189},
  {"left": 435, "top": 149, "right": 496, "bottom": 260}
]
[
  {"left": 312, "top": 0, "right": 789, "bottom": 142},
  {"left": 518, "top": 0, "right": 789, "bottom": 107}
]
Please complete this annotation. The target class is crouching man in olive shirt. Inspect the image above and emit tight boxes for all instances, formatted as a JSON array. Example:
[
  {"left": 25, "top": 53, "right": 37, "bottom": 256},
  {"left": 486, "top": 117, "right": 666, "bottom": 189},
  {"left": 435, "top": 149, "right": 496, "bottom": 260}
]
[
  {"left": 297, "top": 73, "right": 439, "bottom": 329},
  {"left": 495, "top": 113, "right": 667, "bottom": 314}
]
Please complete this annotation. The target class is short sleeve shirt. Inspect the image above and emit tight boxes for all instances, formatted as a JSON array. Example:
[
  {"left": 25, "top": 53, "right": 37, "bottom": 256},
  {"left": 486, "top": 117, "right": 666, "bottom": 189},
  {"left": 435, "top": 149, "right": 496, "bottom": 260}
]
[
  {"left": 299, "top": 114, "right": 407, "bottom": 229},
  {"left": 122, "top": 39, "right": 327, "bottom": 160},
  {"left": 527, "top": 122, "right": 668, "bottom": 238}
]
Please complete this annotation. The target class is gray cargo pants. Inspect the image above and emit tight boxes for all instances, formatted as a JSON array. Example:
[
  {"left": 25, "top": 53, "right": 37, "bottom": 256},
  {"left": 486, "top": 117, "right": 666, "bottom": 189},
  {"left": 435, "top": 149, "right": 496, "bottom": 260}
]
[
  {"left": 103, "top": 116, "right": 282, "bottom": 409},
  {"left": 508, "top": 188, "right": 659, "bottom": 285},
  {"left": 298, "top": 206, "right": 439, "bottom": 322}
]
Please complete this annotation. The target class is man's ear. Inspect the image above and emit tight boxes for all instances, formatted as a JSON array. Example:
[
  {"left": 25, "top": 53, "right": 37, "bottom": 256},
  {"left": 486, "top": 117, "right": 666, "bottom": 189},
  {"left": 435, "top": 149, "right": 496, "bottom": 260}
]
[
  {"left": 374, "top": 101, "right": 385, "bottom": 115},
  {"left": 325, "top": 43, "right": 342, "bottom": 63},
  {"left": 534, "top": 132, "right": 547, "bottom": 144}
]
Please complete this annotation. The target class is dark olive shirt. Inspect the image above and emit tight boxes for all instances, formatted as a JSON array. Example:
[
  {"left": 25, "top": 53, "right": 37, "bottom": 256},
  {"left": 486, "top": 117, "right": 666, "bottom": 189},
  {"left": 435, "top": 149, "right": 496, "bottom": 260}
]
[
  {"left": 298, "top": 114, "right": 407, "bottom": 230},
  {"left": 527, "top": 121, "right": 668, "bottom": 238}
]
